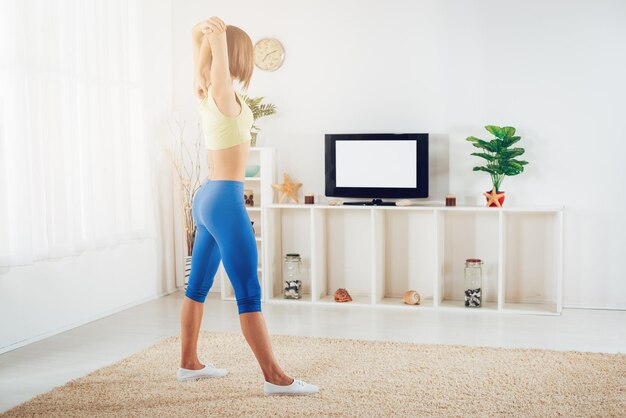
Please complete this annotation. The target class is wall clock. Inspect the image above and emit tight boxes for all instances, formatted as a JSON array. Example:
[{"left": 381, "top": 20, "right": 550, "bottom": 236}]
[{"left": 253, "top": 38, "right": 285, "bottom": 71}]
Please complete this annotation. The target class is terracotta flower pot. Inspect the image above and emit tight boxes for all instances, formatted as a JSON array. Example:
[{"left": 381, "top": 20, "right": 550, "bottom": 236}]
[{"left": 485, "top": 189, "right": 506, "bottom": 207}]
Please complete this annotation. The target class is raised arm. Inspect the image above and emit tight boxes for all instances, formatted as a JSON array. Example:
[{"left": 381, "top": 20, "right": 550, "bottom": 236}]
[
  {"left": 192, "top": 20, "right": 212, "bottom": 99},
  {"left": 203, "top": 17, "right": 236, "bottom": 104}
]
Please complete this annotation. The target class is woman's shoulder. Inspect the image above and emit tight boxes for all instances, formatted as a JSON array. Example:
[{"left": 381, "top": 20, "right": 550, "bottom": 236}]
[{"left": 205, "top": 84, "right": 250, "bottom": 115}]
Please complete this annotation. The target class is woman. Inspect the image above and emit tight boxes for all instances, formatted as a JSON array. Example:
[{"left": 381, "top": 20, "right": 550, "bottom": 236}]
[{"left": 178, "top": 16, "right": 319, "bottom": 397}]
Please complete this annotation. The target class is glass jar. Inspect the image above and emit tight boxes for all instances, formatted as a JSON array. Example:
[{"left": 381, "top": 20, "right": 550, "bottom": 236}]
[
  {"left": 283, "top": 253, "right": 302, "bottom": 299},
  {"left": 464, "top": 258, "right": 483, "bottom": 307}
]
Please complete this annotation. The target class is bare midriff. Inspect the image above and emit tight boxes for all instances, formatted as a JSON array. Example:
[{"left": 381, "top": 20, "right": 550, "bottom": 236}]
[{"left": 207, "top": 140, "right": 251, "bottom": 182}]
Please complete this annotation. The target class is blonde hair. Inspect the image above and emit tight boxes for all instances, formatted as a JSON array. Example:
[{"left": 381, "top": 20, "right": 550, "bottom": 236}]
[{"left": 226, "top": 25, "right": 253, "bottom": 91}]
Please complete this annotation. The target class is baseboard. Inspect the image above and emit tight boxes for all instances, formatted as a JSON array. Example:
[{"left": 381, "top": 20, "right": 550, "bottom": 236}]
[
  {"left": 0, "top": 288, "right": 179, "bottom": 355},
  {"left": 563, "top": 303, "right": 626, "bottom": 311}
]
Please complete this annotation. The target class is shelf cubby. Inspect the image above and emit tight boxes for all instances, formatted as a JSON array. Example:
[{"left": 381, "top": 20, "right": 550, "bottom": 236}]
[
  {"left": 243, "top": 179, "right": 262, "bottom": 207},
  {"left": 376, "top": 209, "right": 436, "bottom": 308},
  {"left": 501, "top": 211, "right": 563, "bottom": 313},
  {"left": 265, "top": 206, "right": 313, "bottom": 302},
  {"left": 314, "top": 207, "right": 373, "bottom": 305},
  {"left": 438, "top": 210, "right": 500, "bottom": 311}
]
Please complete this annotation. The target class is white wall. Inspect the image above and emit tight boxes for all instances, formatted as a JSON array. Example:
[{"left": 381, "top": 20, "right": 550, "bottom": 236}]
[
  {"left": 0, "top": 240, "right": 159, "bottom": 351},
  {"left": 0, "top": 0, "right": 175, "bottom": 352},
  {"left": 173, "top": 0, "right": 626, "bottom": 310}
]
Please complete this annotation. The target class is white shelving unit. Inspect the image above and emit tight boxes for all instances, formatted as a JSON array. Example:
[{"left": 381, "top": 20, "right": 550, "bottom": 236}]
[
  {"left": 263, "top": 203, "right": 564, "bottom": 315},
  {"left": 218, "top": 147, "right": 275, "bottom": 302}
]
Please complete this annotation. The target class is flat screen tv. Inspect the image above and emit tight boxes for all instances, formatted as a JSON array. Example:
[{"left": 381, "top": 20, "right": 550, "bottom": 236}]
[{"left": 325, "top": 133, "right": 428, "bottom": 205}]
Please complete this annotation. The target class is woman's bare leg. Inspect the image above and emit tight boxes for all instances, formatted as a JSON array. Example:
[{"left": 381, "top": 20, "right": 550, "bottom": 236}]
[
  {"left": 239, "top": 311, "right": 294, "bottom": 385},
  {"left": 180, "top": 297, "right": 205, "bottom": 369},
  {"left": 180, "top": 297, "right": 293, "bottom": 384}
]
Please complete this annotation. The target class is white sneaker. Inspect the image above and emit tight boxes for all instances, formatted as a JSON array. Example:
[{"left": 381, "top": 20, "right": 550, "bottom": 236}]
[
  {"left": 264, "top": 378, "right": 320, "bottom": 396},
  {"left": 177, "top": 363, "right": 228, "bottom": 382}
]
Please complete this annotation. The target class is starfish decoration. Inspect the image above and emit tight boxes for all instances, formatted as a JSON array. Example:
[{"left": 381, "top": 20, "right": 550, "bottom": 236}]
[
  {"left": 272, "top": 173, "right": 302, "bottom": 203},
  {"left": 483, "top": 187, "right": 505, "bottom": 207}
]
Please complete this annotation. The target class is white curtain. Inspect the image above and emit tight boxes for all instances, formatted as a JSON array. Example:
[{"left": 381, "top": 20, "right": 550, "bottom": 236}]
[{"left": 0, "top": 0, "right": 157, "bottom": 267}]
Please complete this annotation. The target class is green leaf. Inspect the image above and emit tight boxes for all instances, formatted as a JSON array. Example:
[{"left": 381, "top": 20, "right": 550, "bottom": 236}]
[
  {"left": 504, "top": 160, "right": 523, "bottom": 169},
  {"left": 485, "top": 125, "right": 503, "bottom": 138},
  {"left": 499, "top": 148, "right": 525, "bottom": 159},
  {"left": 473, "top": 166, "right": 498, "bottom": 175},
  {"left": 510, "top": 159, "right": 529, "bottom": 166},
  {"left": 488, "top": 139, "right": 501, "bottom": 153},
  {"left": 504, "top": 166, "right": 523, "bottom": 176},
  {"left": 469, "top": 139, "right": 493, "bottom": 151},
  {"left": 501, "top": 135, "right": 521, "bottom": 148},
  {"left": 502, "top": 160, "right": 529, "bottom": 175},
  {"left": 501, "top": 126, "right": 516, "bottom": 138},
  {"left": 470, "top": 152, "right": 495, "bottom": 161},
  {"left": 466, "top": 136, "right": 483, "bottom": 143}
]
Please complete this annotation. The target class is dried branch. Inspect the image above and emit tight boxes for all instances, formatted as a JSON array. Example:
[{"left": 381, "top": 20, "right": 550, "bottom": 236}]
[{"left": 166, "top": 115, "right": 204, "bottom": 256}]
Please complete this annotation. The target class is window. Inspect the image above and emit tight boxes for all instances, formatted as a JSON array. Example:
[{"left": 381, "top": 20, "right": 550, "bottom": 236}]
[{"left": 0, "top": 0, "right": 154, "bottom": 266}]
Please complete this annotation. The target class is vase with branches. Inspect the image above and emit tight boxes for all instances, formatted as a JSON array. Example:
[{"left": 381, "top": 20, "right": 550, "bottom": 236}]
[
  {"left": 166, "top": 117, "right": 204, "bottom": 283},
  {"left": 240, "top": 93, "right": 277, "bottom": 147}
]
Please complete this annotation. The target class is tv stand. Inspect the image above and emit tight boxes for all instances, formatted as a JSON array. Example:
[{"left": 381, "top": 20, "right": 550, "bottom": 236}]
[
  {"left": 343, "top": 198, "right": 396, "bottom": 206},
  {"left": 264, "top": 203, "right": 564, "bottom": 315}
]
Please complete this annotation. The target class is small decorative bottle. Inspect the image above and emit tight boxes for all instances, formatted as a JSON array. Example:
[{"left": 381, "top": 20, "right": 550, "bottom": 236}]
[
  {"left": 464, "top": 258, "right": 483, "bottom": 307},
  {"left": 283, "top": 253, "right": 302, "bottom": 299}
]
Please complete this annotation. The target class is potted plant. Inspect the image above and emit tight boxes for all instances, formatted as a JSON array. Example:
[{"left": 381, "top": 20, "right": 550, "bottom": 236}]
[
  {"left": 240, "top": 93, "right": 277, "bottom": 147},
  {"left": 466, "top": 125, "right": 528, "bottom": 207}
]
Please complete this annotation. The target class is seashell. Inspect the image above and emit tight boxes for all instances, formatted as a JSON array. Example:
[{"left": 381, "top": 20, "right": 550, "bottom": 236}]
[
  {"left": 333, "top": 288, "right": 352, "bottom": 302},
  {"left": 403, "top": 290, "right": 421, "bottom": 305},
  {"left": 328, "top": 199, "right": 343, "bottom": 206}
]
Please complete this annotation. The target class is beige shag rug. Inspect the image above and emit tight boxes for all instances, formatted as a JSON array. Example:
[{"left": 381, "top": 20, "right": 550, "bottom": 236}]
[{"left": 3, "top": 331, "right": 625, "bottom": 417}]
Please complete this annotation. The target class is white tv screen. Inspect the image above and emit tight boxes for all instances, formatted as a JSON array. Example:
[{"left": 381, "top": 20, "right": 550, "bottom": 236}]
[{"left": 335, "top": 140, "right": 417, "bottom": 188}]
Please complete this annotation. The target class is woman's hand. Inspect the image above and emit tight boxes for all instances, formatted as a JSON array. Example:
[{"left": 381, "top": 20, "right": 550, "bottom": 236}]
[
  {"left": 193, "top": 16, "right": 226, "bottom": 38},
  {"left": 203, "top": 16, "right": 226, "bottom": 40},
  {"left": 204, "top": 17, "right": 226, "bottom": 34}
]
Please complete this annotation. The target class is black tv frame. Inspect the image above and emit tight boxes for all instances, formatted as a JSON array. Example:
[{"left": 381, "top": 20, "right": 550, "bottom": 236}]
[{"left": 325, "top": 133, "right": 429, "bottom": 201}]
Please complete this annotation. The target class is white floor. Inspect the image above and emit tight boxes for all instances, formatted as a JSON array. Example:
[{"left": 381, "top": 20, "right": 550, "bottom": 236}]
[{"left": 1, "top": 290, "right": 625, "bottom": 413}]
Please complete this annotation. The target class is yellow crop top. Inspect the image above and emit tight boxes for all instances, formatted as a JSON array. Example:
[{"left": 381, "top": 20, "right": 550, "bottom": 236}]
[{"left": 197, "top": 84, "right": 254, "bottom": 150}]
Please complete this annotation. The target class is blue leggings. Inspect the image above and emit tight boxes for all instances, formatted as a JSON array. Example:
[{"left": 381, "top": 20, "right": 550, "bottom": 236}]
[{"left": 185, "top": 179, "right": 262, "bottom": 314}]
